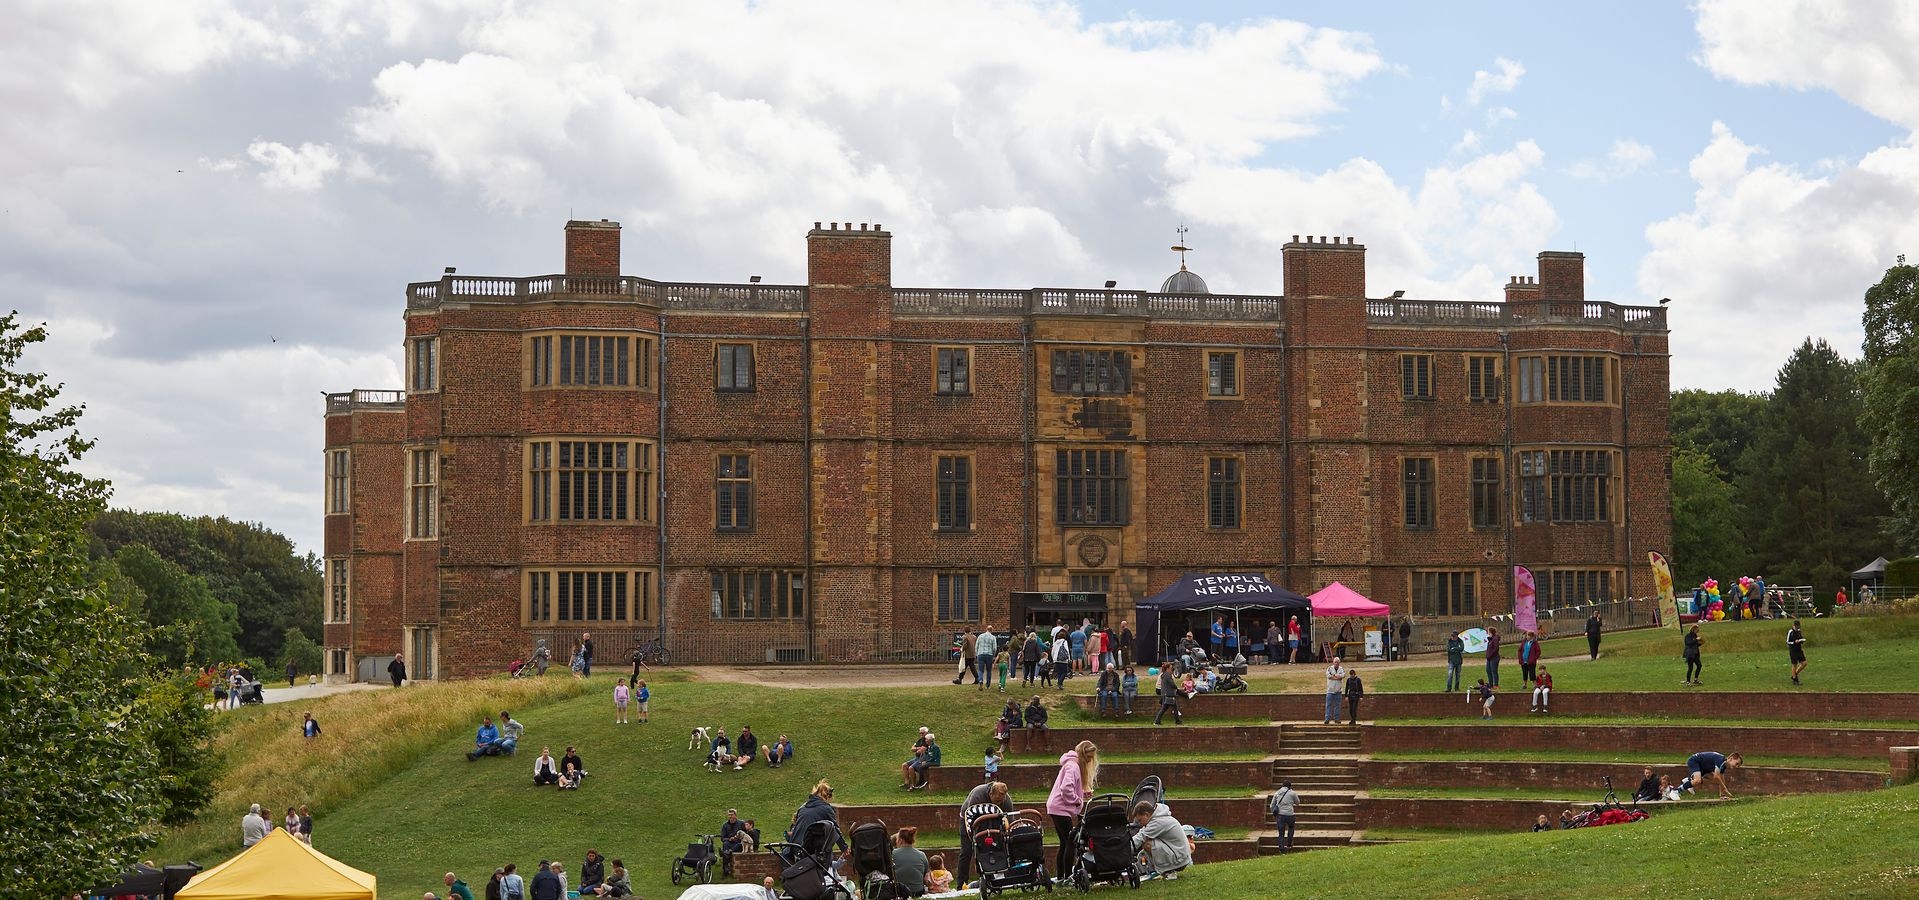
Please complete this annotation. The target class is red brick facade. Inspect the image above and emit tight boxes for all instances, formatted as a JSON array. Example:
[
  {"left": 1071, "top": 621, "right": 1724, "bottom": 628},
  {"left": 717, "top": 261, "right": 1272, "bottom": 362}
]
[{"left": 323, "top": 219, "right": 1671, "bottom": 677}]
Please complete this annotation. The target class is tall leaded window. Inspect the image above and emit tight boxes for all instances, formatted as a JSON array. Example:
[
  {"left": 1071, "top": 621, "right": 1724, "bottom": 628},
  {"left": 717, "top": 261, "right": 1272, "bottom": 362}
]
[
  {"left": 326, "top": 558, "right": 349, "bottom": 623},
  {"left": 936, "top": 572, "right": 982, "bottom": 622},
  {"left": 1517, "top": 355, "right": 1616, "bottom": 404},
  {"left": 526, "top": 440, "right": 652, "bottom": 523},
  {"left": 936, "top": 455, "right": 972, "bottom": 531},
  {"left": 1411, "top": 570, "right": 1477, "bottom": 617},
  {"left": 716, "top": 343, "right": 755, "bottom": 392},
  {"left": 716, "top": 454, "right": 753, "bottom": 531},
  {"left": 1206, "top": 351, "right": 1241, "bottom": 397},
  {"left": 1402, "top": 457, "right": 1435, "bottom": 529},
  {"left": 1207, "top": 456, "right": 1241, "bottom": 529},
  {"left": 524, "top": 570, "right": 652, "bottom": 624},
  {"left": 1467, "top": 355, "right": 1501, "bottom": 402},
  {"left": 1050, "top": 349, "right": 1131, "bottom": 395},
  {"left": 1519, "top": 450, "right": 1549, "bottom": 523},
  {"left": 1470, "top": 456, "right": 1501, "bottom": 529},
  {"left": 326, "top": 449, "right": 350, "bottom": 514},
  {"left": 408, "top": 448, "right": 437, "bottom": 539},
  {"left": 1055, "top": 449, "right": 1129, "bottom": 525},
  {"left": 1549, "top": 449, "right": 1614, "bottom": 523},
  {"left": 1546, "top": 569, "right": 1614, "bottom": 609},
  {"left": 529, "top": 334, "right": 635, "bottom": 387},
  {"left": 935, "top": 347, "right": 971, "bottom": 395},
  {"left": 1400, "top": 354, "right": 1433, "bottom": 400},
  {"left": 409, "top": 336, "right": 438, "bottom": 392}
]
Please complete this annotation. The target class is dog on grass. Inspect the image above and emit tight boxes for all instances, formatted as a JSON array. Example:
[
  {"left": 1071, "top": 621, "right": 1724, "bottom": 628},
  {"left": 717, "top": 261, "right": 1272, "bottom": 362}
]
[{"left": 689, "top": 726, "right": 712, "bottom": 751}]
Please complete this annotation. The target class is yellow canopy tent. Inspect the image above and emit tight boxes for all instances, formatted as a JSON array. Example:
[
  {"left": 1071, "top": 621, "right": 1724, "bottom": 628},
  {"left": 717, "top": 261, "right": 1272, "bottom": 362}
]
[{"left": 176, "top": 827, "right": 376, "bottom": 900}]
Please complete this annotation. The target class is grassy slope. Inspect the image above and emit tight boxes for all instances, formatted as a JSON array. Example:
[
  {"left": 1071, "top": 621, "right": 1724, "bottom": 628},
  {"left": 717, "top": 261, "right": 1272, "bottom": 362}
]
[
  {"left": 156, "top": 676, "right": 588, "bottom": 863},
  {"left": 1152, "top": 784, "right": 1919, "bottom": 899}
]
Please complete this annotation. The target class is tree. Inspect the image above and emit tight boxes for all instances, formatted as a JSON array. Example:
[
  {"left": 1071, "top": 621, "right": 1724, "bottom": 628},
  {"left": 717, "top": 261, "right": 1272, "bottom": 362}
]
[
  {"left": 0, "top": 314, "right": 169, "bottom": 894},
  {"left": 1670, "top": 388, "right": 1770, "bottom": 477},
  {"left": 1861, "top": 255, "right": 1919, "bottom": 545},
  {"left": 114, "top": 543, "right": 243, "bottom": 666},
  {"left": 1670, "top": 447, "right": 1746, "bottom": 587},
  {"left": 1739, "top": 339, "right": 1892, "bottom": 594},
  {"left": 281, "top": 625, "right": 324, "bottom": 678}
]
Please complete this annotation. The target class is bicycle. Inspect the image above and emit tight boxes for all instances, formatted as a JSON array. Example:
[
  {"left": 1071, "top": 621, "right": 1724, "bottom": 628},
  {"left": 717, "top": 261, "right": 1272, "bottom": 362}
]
[{"left": 636, "top": 638, "right": 670, "bottom": 669}]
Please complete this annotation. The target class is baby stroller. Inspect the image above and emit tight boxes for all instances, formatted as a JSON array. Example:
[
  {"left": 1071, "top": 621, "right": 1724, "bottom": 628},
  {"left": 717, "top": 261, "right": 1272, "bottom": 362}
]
[
  {"left": 671, "top": 833, "right": 720, "bottom": 885},
  {"left": 237, "top": 680, "right": 265, "bottom": 705},
  {"left": 974, "top": 810, "right": 1051, "bottom": 896},
  {"left": 1129, "top": 776, "right": 1163, "bottom": 811},
  {"left": 769, "top": 820, "right": 853, "bottom": 900},
  {"left": 847, "top": 820, "right": 897, "bottom": 899},
  {"left": 507, "top": 658, "right": 528, "bottom": 678},
  {"left": 1068, "top": 794, "right": 1141, "bottom": 892}
]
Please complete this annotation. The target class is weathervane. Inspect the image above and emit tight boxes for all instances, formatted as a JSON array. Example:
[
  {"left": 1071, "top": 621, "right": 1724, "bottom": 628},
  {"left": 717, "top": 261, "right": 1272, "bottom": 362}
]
[{"left": 1171, "top": 224, "right": 1192, "bottom": 271}]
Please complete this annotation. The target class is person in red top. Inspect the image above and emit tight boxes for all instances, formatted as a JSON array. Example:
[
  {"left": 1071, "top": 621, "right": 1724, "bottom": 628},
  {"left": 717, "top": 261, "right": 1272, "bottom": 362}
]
[{"left": 1530, "top": 664, "right": 1553, "bottom": 714}]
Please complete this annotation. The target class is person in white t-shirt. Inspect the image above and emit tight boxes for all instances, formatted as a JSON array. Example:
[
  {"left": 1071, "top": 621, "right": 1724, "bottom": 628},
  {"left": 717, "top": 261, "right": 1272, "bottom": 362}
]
[{"left": 1322, "top": 657, "right": 1346, "bottom": 725}]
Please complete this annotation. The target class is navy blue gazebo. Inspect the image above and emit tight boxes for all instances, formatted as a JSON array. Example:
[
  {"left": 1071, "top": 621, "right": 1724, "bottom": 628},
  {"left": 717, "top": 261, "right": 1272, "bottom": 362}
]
[{"left": 1134, "top": 573, "right": 1311, "bottom": 664}]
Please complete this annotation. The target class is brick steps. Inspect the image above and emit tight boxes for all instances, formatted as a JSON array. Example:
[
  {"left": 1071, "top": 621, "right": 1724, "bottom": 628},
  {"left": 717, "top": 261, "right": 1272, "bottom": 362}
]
[{"left": 1260, "top": 725, "right": 1362, "bottom": 853}]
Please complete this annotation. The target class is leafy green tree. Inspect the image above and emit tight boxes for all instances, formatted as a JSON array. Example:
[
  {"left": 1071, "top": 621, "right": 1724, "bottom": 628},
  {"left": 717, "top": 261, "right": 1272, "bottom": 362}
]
[
  {"left": 135, "top": 673, "right": 223, "bottom": 826},
  {"left": 1670, "top": 447, "right": 1746, "bottom": 587},
  {"left": 1739, "top": 339, "right": 1892, "bottom": 595},
  {"left": 0, "top": 314, "right": 169, "bottom": 894},
  {"left": 280, "top": 625, "right": 324, "bottom": 678},
  {"left": 90, "top": 510, "right": 322, "bottom": 658},
  {"left": 1861, "top": 255, "right": 1919, "bottom": 545},
  {"left": 114, "top": 543, "right": 243, "bottom": 665},
  {"left": 1670, "top": 388, "right": 1770, "bottom": 476}
]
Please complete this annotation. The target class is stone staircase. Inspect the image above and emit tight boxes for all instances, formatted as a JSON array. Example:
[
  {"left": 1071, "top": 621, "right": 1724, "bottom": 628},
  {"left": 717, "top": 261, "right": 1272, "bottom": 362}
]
[{"left": 1258, "top": 724, "right": 1361, "bottom": 853}]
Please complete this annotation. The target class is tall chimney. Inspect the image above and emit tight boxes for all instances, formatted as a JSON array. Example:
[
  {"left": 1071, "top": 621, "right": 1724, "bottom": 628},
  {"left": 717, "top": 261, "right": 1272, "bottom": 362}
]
[
  {"left": 1537, "top": 251, "right": 1584, "bottom": 301},
  {"left": 1504, "top": 275, "right": 1542, "bottom": 303},
  {"left": 1281, "top": 234, "right": 1367, "bottom": 299},
  {"left": 564, "top": 219, "right": 622, "bottom": 277}
]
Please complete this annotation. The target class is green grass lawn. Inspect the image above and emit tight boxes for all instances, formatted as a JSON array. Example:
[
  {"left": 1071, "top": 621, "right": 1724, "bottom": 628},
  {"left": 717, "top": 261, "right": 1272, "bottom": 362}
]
[
  {"left": 1376, "top": 713, "right": 1919, "bottom": 731},
  {"left": 1148, "top": 784, "right": 1919, "bottom": 898},
  {"left": 1372, "top": 614, "right": 1919, "bottom": 693},
  {"left": 1354, "top": 826, "right": 1482, "bottom": 842},
  {"left": 1369, "top": 748, "right": 1889, "bottom": 772}
]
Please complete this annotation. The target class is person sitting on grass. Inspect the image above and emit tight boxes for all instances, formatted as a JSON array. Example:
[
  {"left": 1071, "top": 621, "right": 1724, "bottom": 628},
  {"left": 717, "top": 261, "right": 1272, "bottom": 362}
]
[
  {"left": 585, "top": 859, "right": 630, "bottom": 897},
  {"left": 1685, "top": 751, "right": 1742, "bottom": 799},
  {"left": 468, "top": 717, "right": 499, "bottom": 760},
  {"left": 1473, "top": 679, "right": 1496, "bottom": 719},
  {"left": 1558, "top": 808, "right": 1576, "bottom": 829},
  {"left": 734, "top": 726, "right": 759, "bottom": 770},
  {"left": 1660, "top": 774, "right": 1681, "bottom": 801},
  {"left": 532, "top": 747, "right": 560, "bottom": 786},
  {"left": 925, "top": 855, "right": 953, "bottom": 893},
  {"left": 1633, "top": 766, "right": 1661, "bottom": 803},
  {"left": 764, "top": 734, "right": 794, "bottom": 768},
  {"left": 1130, "top": 800, "right": 1194, "bottom": 880},
  {"left": 558, "top": 760, "right": 583, "bottom": 790},
  {"left": 891, "top": 827, "right": 930, "bottom": 897},
  {"left": 706, "top": 729, "right": 733, "bottom": 771},
  {"left": 560, "top": 746, "right": 586, "bottom": 781},
  {"left": 1025, "top": 696, "right": 1049, "bottom": 733},
  {"left": 1529, "top": 665, "right": 1553, "bottom": 714},
  {"left": 1532, "top": 814, "right": 1552, "bottom": 832},
  {"left": 579, "top": 850, "right": 605, "bottom": 895}
]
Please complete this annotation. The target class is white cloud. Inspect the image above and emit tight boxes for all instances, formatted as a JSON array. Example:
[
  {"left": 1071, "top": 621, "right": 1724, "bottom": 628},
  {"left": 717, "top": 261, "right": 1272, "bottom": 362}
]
[
  {"left": 1639, "top": 123, "right": 1919, "bottom": 390},
  {"left": 247, "top": 141, "right": 343, "bottom": 191},
  {"left": 1452, "top": 129, "right": 1481, "bottom": 154},
  {"left": 1568, "top": 138, "right": 1655, "bottom": 181},
  {"left": 1484, "top": 106, "right": 1517, "bottom": 126},
  {"left": 1696, "top": 0, "right": 1919, "bottom": 131},
  {"left": 1466, "top": 56, "right": 1525, "bottom": 104}
]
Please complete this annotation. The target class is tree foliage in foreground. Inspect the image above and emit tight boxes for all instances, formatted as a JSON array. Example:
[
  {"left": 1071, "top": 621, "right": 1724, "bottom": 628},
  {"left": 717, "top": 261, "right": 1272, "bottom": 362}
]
[
  {"left": 0, "top": 314, "right": 192, "bottom": 895},
  {"left": 1861, "top": 256, "right": 1919, "bottom": 545}
]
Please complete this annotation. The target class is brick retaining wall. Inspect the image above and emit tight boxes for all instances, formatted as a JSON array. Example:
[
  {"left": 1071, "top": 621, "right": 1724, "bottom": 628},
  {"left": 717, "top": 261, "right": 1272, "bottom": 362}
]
[
  {"left": 1363, "top": 724, "right": 1919, "bottom": 759},
  {"left": 833, "top": 796, "right": 1269, "bottom": 832},
  {"left": 1359, "top": 760, "right": 1884, "bottom": 795},
  {"left": 1073, "top": 691, "right": 1919, "bottom": 723},
  {"left": 730, "top": 837, "right": 1259, "bottom": 882},
  {"left": 1892, "top": 747, "right": 1919, "bottom": 785},
  {"left": 1355, "top": 796, "right": 1722, "bottom": 831},
  {"left": 918, "top": 760, "right": 1272, "bottom": 794},
  {"left": 1009, "top": 725, "right": 1280, "bottom": 756}
]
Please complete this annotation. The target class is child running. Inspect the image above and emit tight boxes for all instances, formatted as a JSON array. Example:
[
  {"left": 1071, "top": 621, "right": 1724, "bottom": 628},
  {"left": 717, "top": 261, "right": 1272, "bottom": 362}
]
[{"left": 613, "top": 680, "right": 630, "bottom": 724}]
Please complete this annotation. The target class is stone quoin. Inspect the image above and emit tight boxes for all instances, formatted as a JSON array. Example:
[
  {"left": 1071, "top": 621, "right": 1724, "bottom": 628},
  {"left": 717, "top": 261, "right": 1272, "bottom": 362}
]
[{"left": 321, "top": 218, "right": 1671, "bottom": 678}]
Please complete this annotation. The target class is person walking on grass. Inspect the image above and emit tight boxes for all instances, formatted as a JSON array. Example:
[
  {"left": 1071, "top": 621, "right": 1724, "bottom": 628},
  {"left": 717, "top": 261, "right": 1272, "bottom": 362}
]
[
  {"left": 1586, "top": 611, "right": 1603, "bottom": 659},
  {"left": 1683, "top": 624, "right": 1704, "bottom": 685},
  {"left": 1344, "top": 667, "right": 1364, "bottom": 725},
  {"left": 1323, "top": 656, "right": 1347, "bottom": 725},
  {"left": 388, "top": 653, "right": 407, "bottom": 688},
  {"left": 1445, "top": 631, "right": 1464, "bottom": 693},
  {"left": 1154, "top": 666, "right": 1183, "bottom": 725},
  {"left": 1787, "top": 618, "right": 1808, "bottom": 684},
  {"left": 1051, "top": 631, "right": 1072, "bottom": 687},
  {"left": 1269, "top": 780, "right": 1300, "bottom": 853},
  {"left": 578, "top": 633, "right": 594, "bottom": 678},
  {"left": 1530, "top": 664, "right": 1552, "bottom": 714},
  {"left": 975, "top": 628, "right": 998, "bottom": 691},
  {"left": 1484, "top": 626, "right": 1502, "bottom": 687}
]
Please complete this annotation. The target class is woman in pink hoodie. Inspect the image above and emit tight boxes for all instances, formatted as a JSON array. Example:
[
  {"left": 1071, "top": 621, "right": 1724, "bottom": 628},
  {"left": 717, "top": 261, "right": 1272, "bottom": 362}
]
[{"left": 1045, "top": 740, "right": 1100, "bottom": 880}]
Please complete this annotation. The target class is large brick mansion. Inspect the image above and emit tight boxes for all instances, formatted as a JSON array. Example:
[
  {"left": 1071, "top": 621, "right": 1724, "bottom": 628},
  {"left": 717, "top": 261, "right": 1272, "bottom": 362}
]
[{"left": 322, "top": 218, "right": 1669, "bottom": 678}]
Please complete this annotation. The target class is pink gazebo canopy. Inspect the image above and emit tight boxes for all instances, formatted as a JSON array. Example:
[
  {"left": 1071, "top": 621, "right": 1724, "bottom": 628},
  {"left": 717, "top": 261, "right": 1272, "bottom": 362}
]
[{"left": 1310, "top": 581, "right": 1392, "bottom": 617}]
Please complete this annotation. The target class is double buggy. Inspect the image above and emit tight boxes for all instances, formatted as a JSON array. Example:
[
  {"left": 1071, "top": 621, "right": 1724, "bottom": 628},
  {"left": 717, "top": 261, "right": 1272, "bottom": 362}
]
[{"left": 967, "top": 808, "right": 1052, "bottom": 897}]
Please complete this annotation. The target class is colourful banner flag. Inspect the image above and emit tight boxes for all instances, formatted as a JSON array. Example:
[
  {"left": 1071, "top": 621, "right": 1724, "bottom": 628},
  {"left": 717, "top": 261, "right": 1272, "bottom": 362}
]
[
  {"left": 1513, "top": 565, "right": 1537, "bottom": 634},
  {"left": 1648, "top": 551, "right": 1679, "bottom": 628}
]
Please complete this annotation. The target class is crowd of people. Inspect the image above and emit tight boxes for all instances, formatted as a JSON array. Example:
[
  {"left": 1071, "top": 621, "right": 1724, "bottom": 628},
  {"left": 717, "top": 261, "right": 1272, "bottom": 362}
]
[
  {"left": 951, "top": 619, "right": 1137, "bottom": 692},
  {"left": 239, "top": 801, "right": 315, "bottom": 847},
  {"left": 702, "top": 724, "right": 796, "bottom": 772},
  {"left": 423, "top": 852, "right": 634, "bottom": 900}
]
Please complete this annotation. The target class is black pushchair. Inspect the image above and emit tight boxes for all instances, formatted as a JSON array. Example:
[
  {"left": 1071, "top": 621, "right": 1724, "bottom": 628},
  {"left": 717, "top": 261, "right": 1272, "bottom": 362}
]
[
  {"left": 973, "top": 809, "right": 1052, "bottom": 896},
  {"left": 237, "top": 680, "right": 265, "bottom": 704},
  {"left": 848, "top": 820, "right": 897, "bottom": 899},
  {"left": 1129, "top": 776, "right": 1163, "bottom": 811},
  {"left": 671, "top": 833, "right": 719, "bottom": 885},
  {"left": 1068, "top": 794, "right": 1141, "bottom": 892},
  {"left": 769, "top": 820, "right": 852, "bottom": 900}
]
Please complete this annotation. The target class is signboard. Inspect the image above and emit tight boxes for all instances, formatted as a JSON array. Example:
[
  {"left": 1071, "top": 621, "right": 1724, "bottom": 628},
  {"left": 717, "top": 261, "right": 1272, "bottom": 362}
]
[
  {"left": 1514, "top": 566, "right": 1538, "bottom": 633},
  {"left": 1648, "top": 551, "right": 1679, "bottom": 628},
  {"left": 1363, "top": 628, "right": 1384, "bottom": 660}
]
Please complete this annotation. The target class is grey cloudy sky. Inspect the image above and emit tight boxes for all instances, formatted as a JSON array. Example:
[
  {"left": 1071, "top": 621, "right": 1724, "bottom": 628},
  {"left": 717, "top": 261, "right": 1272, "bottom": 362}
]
[{"left": 7, "top": 1, "right": 1916, "bottom": 554}]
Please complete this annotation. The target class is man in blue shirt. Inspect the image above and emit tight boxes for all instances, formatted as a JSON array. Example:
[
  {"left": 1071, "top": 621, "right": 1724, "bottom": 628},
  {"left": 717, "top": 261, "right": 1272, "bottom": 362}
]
[
  {"left": 467, "top": 717, "right": 499, "bottom": 761},
  {"left": 1684, "top": 751, "right": 1742, "bottom": 799}
]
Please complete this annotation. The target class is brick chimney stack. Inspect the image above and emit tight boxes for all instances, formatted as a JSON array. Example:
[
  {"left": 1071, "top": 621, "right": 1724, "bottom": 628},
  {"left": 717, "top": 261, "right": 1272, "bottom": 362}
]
[
  {"left": 1504, "top": 275, "right": 1542, "bottom": 303},
  {"left": 1537, "top": 251, "right": 1584, "bottom": 301},
  {"left": 564, "top": 219, "right": 621, "bottom": 277},
  {"left": 1281, "top": 234, "right": 1367, "bottom": 299}
]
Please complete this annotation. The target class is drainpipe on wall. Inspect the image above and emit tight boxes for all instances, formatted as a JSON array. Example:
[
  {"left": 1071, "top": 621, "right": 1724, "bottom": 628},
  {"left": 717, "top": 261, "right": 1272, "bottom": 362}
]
[
  {"left": 802, "top": 311, "right": 816, "bottom": 661},
  {"left": 1021, "top": 319, "right": 1035, "bottom": 593},
  {"left": 656, "top": 320, "right": 669, "bottom": 652}
]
